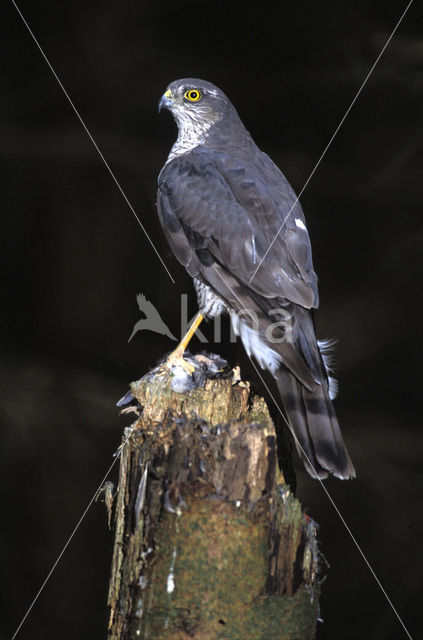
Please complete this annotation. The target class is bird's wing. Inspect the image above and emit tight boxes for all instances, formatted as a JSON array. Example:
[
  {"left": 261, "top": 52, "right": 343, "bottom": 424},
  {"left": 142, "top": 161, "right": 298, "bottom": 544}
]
[{"left": 158, "top": 147, "right": 318, "bottom": 309}]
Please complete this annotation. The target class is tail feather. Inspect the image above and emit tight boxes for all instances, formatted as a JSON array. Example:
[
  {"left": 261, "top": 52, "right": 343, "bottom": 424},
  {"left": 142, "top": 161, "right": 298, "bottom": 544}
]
[
  {"left": 276, "top": 368, "right": 355, "bottom": 480},
  {"left": 229, "top": 290, "right": 355, "bottom": 480}
]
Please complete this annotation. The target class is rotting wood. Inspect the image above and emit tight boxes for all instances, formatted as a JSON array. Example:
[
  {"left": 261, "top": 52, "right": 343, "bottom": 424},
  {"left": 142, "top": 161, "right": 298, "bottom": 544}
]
[{"left": 107, "top": 354, "right": 322, "bottom": 640}]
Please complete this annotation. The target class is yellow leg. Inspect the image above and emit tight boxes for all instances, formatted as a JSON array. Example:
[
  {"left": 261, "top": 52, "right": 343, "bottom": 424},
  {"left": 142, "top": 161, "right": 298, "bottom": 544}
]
[{"left": 165, "top": 312, "right": 204, "bottom": 373}]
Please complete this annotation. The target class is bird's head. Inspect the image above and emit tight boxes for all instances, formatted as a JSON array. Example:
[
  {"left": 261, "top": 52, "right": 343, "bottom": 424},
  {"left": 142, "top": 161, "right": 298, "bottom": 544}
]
[{"left": 159, "top": 78, "right": 237, "bottom": 141}]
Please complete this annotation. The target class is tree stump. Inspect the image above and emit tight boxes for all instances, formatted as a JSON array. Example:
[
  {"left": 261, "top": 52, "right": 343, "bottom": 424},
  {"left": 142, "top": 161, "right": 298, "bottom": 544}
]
[{"left": 107, "top": 354, "right": 321, "bottom": 640}]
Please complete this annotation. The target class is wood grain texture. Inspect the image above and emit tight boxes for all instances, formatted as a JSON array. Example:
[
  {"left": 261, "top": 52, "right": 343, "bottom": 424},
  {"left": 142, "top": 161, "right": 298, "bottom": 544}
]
[{"left": 107, "top": 357, "right": 321, "bottom": 639}]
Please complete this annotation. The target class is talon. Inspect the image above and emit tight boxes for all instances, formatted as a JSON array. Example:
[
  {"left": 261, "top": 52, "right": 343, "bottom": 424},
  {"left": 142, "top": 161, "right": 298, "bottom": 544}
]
[
  {"left": 165, "top": 351, "right": 196, "bottom": 374},
  {"left": 157, "top": 311, "right": 204, "bottom": 376}
]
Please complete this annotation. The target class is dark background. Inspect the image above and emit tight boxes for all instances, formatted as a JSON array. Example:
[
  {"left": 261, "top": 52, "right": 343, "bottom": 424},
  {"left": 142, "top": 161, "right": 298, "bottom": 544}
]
[{"left": 1, "top": 1, "right": 422, "bottom": 638}]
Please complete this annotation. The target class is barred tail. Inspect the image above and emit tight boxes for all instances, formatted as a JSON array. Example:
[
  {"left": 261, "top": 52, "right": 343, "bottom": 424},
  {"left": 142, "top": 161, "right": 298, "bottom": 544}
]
[{"left": 275, "top": 367, "right": 355, "bottom": 479}]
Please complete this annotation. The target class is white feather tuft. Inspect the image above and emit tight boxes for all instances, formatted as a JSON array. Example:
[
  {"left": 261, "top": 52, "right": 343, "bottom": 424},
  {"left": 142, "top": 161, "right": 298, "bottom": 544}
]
[
  {"left": 318, "top": 338, "right": 338, "bottom": 399},
  {"left": 230, "top": 312, "right": 282, "bottom": 376}
]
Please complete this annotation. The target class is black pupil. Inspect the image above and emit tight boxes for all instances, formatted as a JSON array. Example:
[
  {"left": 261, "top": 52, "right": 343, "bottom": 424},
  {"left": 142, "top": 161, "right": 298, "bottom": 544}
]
[{"left": 190, "top": 91, "right": 198, "bottom": 99}]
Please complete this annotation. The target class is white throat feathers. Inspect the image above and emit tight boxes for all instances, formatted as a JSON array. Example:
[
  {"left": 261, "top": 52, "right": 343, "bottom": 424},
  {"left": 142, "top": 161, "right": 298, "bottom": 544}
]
[{"left": 167, "top": 107, "right": 217, "bottom": 161}]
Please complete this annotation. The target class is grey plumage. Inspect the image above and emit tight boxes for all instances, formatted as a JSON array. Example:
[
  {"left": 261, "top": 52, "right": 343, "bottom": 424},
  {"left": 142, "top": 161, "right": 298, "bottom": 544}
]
[{"left": 157, "top": 78, "right": 355, "bottom": 480}]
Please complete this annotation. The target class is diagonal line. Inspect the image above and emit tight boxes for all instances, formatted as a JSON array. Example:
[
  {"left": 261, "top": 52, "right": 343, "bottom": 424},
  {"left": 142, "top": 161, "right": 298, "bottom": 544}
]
[
  {"left": 251, "top": 358, "right": 413, "bottom": 638},
  {"left": 9, "top": 2, "right": 413, "bottom": 637},
  {"left": 248, "top": 358, "right": 413, "bottom": 640},
  {"left": 249, "top": 0, "right": 414, "bottom": 285},
  {"left": 212, "top": 264, "right": 413, "bottom": 640},
  {"left": 10, "top": 0, "right": 175, "bottom": 285},
  {"left": 10, "top": 437, "right": 130, "bottom": 640}
]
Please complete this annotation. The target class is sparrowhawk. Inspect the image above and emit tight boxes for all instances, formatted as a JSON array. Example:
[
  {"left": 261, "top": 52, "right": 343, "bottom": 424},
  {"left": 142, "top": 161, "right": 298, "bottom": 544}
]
[{"left": 157, "top": 78, "right": 355, "bottom": 480}]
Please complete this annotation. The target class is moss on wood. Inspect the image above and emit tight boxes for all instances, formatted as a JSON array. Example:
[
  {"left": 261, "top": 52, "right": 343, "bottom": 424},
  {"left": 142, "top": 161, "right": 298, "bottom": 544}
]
[{"left": 107, "top": 357, "right": 321, "bottom": 639}]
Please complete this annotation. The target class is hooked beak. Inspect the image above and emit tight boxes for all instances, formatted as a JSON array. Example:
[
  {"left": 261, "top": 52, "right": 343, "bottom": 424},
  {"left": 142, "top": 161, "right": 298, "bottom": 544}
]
[{"left": 158, "top": 89, "right": 174, "bottom": 113}]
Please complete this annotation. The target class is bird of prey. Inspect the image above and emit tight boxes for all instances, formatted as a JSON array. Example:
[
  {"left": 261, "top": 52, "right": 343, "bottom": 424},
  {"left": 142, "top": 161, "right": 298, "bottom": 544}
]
[{"left": 157, "top": 78, "right": 355, "bottom": 480}]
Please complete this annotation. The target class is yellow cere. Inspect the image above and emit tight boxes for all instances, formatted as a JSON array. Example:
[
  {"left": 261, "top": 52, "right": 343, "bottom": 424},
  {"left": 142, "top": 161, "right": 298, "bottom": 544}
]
[{"left": 184, "top": 89, "right": 202, "bottom": 102}]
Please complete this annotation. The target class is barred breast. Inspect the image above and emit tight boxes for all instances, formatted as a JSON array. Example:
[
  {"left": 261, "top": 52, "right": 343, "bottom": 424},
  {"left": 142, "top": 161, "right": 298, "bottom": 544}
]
[{"left": 193, "top": 277, "right": 227, "bottom": 318}]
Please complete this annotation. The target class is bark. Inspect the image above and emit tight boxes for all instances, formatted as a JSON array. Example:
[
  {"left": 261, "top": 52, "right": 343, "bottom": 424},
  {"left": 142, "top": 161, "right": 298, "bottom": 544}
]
[{"left": 107, "top": 355, "right": 321, "bottom": 640}]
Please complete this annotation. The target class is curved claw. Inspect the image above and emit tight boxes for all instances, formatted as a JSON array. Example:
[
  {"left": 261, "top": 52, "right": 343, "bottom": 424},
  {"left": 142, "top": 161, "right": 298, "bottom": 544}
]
[{"left": 165, "top": 351, "right": 195, "bottom": 374}]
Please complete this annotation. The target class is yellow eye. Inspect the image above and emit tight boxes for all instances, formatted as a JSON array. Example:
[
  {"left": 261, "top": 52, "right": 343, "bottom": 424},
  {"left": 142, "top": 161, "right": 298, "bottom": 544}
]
[{"left": 184, "top": 89, "right": 202, "bottom": 102}]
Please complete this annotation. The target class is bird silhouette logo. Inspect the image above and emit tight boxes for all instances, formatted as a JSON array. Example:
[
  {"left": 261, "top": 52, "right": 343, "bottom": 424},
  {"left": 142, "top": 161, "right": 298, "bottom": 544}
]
[{"left": 128, "top": 293, "right": 177, "bottom": 343}]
